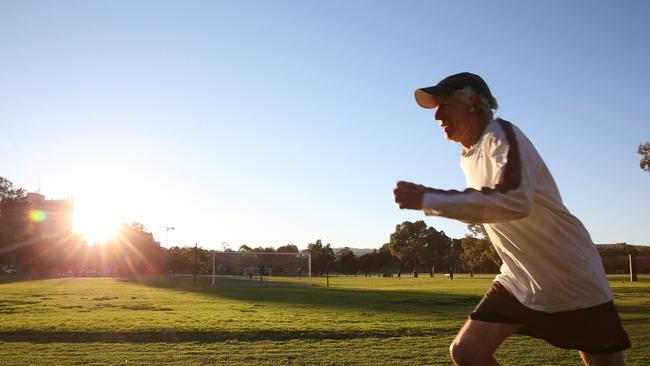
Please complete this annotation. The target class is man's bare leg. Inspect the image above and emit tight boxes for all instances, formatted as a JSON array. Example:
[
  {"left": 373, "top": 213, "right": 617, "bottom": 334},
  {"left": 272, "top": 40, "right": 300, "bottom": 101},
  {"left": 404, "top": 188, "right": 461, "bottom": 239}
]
[
  {"left": 579, "top": 351, "right": 625, "bottom": 366},
  {"left": 449, "top": 319, "right": 522, "bottom": 366}
]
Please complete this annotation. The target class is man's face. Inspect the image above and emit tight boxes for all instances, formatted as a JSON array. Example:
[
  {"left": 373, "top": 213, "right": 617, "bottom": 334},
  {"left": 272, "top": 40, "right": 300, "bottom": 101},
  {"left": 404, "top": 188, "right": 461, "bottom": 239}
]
[{"left": 434, "top": 94, "right": 473, "bottom": 144}]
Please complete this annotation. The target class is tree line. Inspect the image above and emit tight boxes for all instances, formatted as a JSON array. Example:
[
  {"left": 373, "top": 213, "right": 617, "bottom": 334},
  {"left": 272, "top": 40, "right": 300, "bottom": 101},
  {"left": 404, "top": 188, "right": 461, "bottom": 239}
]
[{"left": 1, "top": 176, "right": 648, "bottom": 276}]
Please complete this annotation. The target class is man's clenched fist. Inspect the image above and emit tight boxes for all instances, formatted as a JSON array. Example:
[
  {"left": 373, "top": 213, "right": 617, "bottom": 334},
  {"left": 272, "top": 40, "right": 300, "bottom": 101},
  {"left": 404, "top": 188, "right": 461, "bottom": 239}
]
[{"left": 393, "top": 181, "right": 427, "bottom": 210}]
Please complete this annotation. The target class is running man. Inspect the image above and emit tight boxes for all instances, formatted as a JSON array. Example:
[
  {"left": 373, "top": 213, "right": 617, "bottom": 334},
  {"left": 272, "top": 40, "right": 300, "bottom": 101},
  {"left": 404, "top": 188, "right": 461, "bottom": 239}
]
[{"left": 393, "top": 72, "right": 630, "bottom": 366}]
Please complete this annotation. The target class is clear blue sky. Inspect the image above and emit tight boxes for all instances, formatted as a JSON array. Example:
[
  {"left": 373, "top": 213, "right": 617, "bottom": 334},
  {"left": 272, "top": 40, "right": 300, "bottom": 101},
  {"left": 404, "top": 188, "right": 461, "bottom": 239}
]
[{"left": 1, "top": 0, "right": 648, "bottom": 249}]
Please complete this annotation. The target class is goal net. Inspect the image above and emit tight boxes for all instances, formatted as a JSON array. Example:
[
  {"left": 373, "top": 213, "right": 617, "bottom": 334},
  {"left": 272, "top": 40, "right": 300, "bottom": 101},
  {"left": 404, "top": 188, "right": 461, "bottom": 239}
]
[{"left": 211, "top": 251, "right": 311, "bottom": 286}]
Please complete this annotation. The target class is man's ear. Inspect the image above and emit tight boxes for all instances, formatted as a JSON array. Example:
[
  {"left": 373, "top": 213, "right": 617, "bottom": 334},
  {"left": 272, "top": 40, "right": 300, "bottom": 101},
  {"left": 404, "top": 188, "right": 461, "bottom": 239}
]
[{"left": 471, "top": 94, "right": 481, "bottom": 109}]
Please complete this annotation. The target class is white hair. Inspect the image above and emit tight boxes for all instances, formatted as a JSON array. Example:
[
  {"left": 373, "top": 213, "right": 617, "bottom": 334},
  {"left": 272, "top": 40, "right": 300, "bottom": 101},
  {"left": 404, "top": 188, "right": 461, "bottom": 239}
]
[{"left": 453, "top": 86, "right": 497, "bottom": 121}]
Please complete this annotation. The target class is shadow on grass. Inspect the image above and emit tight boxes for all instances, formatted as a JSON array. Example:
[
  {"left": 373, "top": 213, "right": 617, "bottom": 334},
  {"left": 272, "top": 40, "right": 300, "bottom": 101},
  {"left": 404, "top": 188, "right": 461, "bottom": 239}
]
[
  {"left": 0, "top": 275, "right": 48, "bottom": 285},
  {"left": 0, "top": 327, "right": 458, "bottom": 344},
  {"left": 118, "top": 275, "right": 482, "bottom": 315},
  {"left": 0, "top": 275, "right": 110, "bottom": 286}
]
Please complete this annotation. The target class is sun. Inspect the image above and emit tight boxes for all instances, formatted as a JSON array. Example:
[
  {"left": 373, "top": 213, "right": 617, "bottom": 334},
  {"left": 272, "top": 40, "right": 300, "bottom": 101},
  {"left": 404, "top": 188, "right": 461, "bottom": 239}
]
[
  {"left": 62, "top": 158, "right": 167, "bottom": 246},
  {"left": 69, "top": 163, "right": 143, "bottom": 245},
  {"left": 73, "top": 195, "right": 124, "bottom": 244}
]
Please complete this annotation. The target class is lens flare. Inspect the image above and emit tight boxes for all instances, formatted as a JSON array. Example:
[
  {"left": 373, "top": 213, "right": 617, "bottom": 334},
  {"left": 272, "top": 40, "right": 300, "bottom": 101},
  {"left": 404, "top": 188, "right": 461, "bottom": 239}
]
[{"left": 29, "top": 210, "right": 48, "bottom": 222}]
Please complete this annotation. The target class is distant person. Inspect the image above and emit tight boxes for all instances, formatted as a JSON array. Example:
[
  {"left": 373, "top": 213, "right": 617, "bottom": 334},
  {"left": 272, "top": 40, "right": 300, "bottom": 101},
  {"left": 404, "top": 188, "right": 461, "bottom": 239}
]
[
  {"left": 258, "top": 265, "right": 265, "bottom": 283},
  {"left": 393, "top": 72, "right": 630, "bottom": 365},
  {"left": 448, "top": 266, "right": 454, "bottom": 280}
]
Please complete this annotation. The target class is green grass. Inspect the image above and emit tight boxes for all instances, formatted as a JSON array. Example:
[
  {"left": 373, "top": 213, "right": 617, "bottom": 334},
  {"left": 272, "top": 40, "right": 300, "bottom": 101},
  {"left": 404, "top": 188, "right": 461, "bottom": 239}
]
[{"left": 0, "top": 274, "right": 648, "bottom": 365}]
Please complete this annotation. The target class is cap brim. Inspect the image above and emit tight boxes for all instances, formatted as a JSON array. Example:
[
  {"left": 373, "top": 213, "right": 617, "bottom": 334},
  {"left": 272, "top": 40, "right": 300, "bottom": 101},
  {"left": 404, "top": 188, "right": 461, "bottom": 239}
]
[{"left": 414, "top": 85, "right": 451, "bottom": 109}]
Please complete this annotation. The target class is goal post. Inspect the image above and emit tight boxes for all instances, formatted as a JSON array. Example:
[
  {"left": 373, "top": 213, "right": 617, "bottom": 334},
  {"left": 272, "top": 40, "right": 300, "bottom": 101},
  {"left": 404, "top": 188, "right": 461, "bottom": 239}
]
[{"left": 211, "top": 251, "right": 311, "bottom": 286}]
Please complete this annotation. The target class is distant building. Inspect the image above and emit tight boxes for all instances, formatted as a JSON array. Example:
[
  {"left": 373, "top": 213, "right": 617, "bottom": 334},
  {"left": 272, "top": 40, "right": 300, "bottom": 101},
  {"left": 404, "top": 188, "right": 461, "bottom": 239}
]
[{"left": 0, "top": 192, "right": 74, "bottom": 239}]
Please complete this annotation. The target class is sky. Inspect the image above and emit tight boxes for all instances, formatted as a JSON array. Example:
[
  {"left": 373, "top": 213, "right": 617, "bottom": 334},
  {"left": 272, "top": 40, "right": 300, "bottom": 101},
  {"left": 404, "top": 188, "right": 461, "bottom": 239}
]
[{"left": 1, "top": 0, "right": 648, "bottom": 249}]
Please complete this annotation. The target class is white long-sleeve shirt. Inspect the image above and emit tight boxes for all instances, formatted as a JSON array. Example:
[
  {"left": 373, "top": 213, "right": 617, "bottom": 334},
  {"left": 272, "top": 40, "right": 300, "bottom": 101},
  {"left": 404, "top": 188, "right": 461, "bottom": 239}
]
[{"left": 422, "top": 118, "right": 612, "bottom": 312}]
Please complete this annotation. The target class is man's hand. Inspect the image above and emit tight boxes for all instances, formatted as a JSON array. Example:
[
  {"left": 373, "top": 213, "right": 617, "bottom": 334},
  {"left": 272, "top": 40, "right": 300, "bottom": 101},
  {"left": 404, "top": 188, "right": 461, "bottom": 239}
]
[{"left": 393, "top": 181, "right": 427, "bottom": 210}]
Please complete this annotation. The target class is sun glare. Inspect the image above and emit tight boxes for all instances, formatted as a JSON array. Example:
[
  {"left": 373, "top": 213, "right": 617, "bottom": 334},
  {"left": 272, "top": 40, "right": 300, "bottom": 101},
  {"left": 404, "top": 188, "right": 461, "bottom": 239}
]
[
  {"left": 73, "top": 196, "right": 123, "bottom": 244},
  {"left": 70, "top": 164, "right": 147, "bottom": 245}
]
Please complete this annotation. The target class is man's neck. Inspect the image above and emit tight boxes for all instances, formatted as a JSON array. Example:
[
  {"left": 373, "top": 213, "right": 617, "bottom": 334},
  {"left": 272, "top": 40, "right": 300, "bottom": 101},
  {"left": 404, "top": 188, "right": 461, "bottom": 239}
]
[{"left": 460, "top": 117, "right": 491, "bottom": 150}]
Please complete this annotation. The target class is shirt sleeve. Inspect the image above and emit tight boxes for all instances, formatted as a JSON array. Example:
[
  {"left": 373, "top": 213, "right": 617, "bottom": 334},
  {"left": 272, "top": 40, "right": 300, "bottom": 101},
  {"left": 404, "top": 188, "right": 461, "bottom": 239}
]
[{"left": 421, "top": 120, "right": 535, "bottom": 223}]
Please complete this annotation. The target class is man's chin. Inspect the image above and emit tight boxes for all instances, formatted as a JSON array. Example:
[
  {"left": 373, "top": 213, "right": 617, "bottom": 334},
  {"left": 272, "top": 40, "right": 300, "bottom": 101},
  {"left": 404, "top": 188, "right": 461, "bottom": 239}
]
[{"left": 443, "top": 131, "right": 455, "bottom": 141}]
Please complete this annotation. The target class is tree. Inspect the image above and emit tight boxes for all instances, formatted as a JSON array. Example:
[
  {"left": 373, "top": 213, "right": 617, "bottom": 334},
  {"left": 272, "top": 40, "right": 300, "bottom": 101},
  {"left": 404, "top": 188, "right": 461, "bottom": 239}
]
[
  {"left": 467, "top": 223, "right": 488, "bottom": 239},
  {"left": 0, "top": 177, "right": 26, "bottom": 201},
  {"left": 334, "top": 248, "right": 357, "bottom": 275},
  {"left": 109, "top": 222, "right": 163, "bottom": 274},
  {"left": 166, "top": 246, "right": 194, "bottom": 273},
  {"left": 421, "top": 226, "right": 453, "bottom": 272},
  {"left": 598, "top": 243, "right": 639, "bottom": 257},
  {"left": 253, "top": 246, "right": 276, "bottom": 253},
  {"left": 277, "top": 244, "right": 299, "bottom": 253},
  {"left": 377, "top": 243, "right": 399, "bottom": 275},
  {"left": 0, "top": 178, "right": 29, "bottom": 270},
  {"left": 238, "top": 244, "right": 253, "bottom": 252},
  {"left": 165, "top": 245, "right": 214, "bottom": 275},
  {"left": 358, "top": 250, "right": 377, "bottom": 277},
  {"left": 639, "top": 142, "right": 650, "bottom": 172},
  {"left": 459, "top": 224, "right": 501, "bottom": 273},
  {"left": 389, "top": 221, "right": 428, "bottom": 273},
  {"left": 357, "top": 248, "right": 397, "bottom": 277},
  {"left": 307, "top": 239, "right": 335, "bottom": 275},
  {"left": 389, "top": 221, "right": 451, "bottom": 275}
]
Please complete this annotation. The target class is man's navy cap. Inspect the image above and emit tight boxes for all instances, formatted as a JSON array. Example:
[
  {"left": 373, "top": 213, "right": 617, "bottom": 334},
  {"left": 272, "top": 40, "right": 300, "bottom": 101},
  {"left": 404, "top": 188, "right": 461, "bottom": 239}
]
[{"left": 415, "top": 72, "right": 497, "bottom": 109}]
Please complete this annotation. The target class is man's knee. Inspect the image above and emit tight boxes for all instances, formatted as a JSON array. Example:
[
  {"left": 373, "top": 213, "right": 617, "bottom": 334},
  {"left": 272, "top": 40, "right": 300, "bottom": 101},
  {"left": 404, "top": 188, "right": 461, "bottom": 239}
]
[
  {"left": 449, "top": 340, "right": 463, "bottom": 365},
  {"left": 449, "top": 320, "right": 520, "bottom": 365},
  {"left": 449, "top": 338, "right": 492, "bottom": 366}
]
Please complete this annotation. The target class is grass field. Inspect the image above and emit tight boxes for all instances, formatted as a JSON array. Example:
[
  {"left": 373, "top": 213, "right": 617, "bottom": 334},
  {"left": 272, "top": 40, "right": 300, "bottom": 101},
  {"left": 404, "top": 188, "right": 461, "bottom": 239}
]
[{"left": 0, "top": 274, "right": 648, "bottom": 365}]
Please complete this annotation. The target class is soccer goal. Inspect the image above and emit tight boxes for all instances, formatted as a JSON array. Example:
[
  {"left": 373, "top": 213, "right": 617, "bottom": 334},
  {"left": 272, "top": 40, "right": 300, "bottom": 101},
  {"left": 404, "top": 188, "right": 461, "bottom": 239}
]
[{"left": 211, "top": 251, "right": 311, "bottom": 286}]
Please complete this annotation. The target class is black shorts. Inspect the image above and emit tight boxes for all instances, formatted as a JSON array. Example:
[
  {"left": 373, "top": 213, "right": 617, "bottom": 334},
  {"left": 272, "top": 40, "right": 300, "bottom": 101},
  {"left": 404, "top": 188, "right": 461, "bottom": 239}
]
[{"left": 469, "top": 282, "right": 631, "bottom": 354}]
